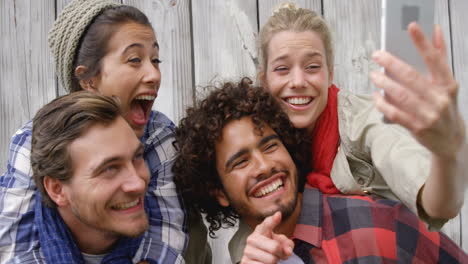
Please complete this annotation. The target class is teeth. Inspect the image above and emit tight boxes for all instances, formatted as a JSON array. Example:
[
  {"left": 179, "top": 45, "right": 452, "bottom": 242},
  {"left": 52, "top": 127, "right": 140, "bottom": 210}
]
[
  {"left": 111, "top": 199, "right": 139, "bottom": 210},
  {"left": 286, "top": 97, "right": 312, "bottom": 105},
  {"left": 135, "top": 95, "right": 155, "bottom": 101},
  {"left": 254, "top": 179, "right": 284, "bottom": 198}
]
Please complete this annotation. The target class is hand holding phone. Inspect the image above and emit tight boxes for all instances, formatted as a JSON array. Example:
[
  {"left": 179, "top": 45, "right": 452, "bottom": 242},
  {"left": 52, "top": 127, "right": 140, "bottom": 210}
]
[
  {"left": 371, "top": 2, "right": 464, "bottom": 160},
  {"left": 379, "top": 0, "right": 435, "bottom": 122}
]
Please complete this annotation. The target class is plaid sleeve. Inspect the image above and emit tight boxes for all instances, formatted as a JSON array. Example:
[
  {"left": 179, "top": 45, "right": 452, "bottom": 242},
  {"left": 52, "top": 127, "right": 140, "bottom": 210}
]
[
  {"left": 394, "top": 202, "right": 468, "bottom": 263},
  {"left": 140, "top": 112, "right": 188, "bottom": 263},
  {"left": 0, "top": 121, "right": 43, "bottom": 264}
]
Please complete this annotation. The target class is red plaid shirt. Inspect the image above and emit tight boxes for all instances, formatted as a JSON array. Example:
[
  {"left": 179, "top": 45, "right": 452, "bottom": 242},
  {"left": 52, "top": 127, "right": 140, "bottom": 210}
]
[{"left": 289, "top": 185, "right": 467, "bottom": 263}]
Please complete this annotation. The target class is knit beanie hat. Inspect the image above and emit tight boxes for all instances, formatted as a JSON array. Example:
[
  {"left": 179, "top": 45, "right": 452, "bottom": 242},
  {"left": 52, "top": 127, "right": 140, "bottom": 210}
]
[{"left": 48, "top": 0, "right": 120, "bottom": 92}]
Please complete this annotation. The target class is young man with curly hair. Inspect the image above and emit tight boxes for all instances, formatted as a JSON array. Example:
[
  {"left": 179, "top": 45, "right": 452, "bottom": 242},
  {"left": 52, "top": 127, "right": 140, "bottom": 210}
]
[{"left": 174, "top": 78, "right": 467, "bottom": 264}]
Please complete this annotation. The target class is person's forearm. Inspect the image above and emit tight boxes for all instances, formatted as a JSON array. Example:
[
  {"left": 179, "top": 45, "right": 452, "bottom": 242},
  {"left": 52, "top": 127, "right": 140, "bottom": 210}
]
[{"left": 420, "top": 141, "right": 468, "bottom": 219}]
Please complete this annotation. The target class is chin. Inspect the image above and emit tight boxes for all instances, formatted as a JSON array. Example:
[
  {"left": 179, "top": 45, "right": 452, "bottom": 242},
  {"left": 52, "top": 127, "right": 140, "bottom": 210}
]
[
  {"left": 117, "top": 220, "right": 148, "bottom": 238},
  {"left": 290, "top": 117, "right": 314, "bottom": 130}
]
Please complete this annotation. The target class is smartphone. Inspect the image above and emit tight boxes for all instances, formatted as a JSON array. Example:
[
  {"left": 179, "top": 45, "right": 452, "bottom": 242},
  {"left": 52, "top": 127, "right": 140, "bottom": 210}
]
[{"left": 380, "top": 0, "right": 435, "bottom": 122}]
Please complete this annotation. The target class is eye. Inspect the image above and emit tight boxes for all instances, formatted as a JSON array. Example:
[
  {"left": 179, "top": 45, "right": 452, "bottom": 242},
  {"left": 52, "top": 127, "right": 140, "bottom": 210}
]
[
  {"left": 101, "top": 164, "right": 119, "bottom": 177},
  {"left": 306, "top": 64, "right": 321, "bottom": 71},
  {"left": 152, "top": 58, "right": 162, "bottom": 64},
  {"left": 232, "top": 159, "right": 247, "bottom": 169},
  {"left": 128, "top": 57, "right": 141, "bottom": 63},
  {"left": 273, "top": 66, "right": 288, "bottom": 72},
  {"left": 264, "top": 143, "right": 278, "bottom": 153}
]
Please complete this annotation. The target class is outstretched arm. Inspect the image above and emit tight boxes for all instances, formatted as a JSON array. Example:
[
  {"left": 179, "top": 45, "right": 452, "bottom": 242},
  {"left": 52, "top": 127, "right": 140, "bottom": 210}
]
[
  {"left": 241, "top": 212, "right": 294, "bottom": 264},
  {"left": 370, "top": 22, "right": 467, "bottom": 219}
]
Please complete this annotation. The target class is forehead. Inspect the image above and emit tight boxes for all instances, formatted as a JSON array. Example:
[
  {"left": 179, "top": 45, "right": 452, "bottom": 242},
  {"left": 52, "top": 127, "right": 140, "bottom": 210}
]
[
  {"left": 68, "top": 117, "right": 140, "bottom": 173},
  {"left": 106, "top": 22, "right": 157, "bottom": 52},
  {"left": 215, "top": 117, "right": 276, "bottom": 155},
  {"left": 267, "top": 30, "right": 326, "bottom": 58}
]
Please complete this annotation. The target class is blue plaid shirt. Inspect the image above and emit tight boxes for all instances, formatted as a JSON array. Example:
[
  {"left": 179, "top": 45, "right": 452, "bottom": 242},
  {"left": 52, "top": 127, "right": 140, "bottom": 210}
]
[{"left": 0, "top": 111, "right": 188, "bottom": 263}]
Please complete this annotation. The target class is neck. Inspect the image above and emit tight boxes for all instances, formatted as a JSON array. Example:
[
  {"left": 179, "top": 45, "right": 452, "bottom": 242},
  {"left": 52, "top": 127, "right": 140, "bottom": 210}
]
[{"left": 58, "top": 207, "right": 117, "bottom": 254}]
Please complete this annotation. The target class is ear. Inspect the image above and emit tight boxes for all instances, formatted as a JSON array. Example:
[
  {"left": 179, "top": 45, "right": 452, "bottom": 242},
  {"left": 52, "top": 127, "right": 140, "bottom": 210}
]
[
  {"left": 74, "top": 65, "right": 97, "bottom": 92},
  {"left": 43, "top": 176, "right": 69, "bottom": 207},
  {"left": 213, "top": 189, "right": 230, "bottom": 207}
]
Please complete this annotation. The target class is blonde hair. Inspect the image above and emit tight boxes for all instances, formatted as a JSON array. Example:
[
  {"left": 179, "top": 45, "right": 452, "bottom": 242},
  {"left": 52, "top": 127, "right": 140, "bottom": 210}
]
[{"left": 258, "top": 2, "right": 334, "bottom": 75}]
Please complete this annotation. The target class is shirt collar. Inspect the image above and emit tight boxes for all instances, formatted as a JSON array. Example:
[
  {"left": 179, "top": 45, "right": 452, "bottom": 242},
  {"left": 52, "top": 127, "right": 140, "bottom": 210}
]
[{"left": 229, "top": 220, "right": 252, "bottom": 264}]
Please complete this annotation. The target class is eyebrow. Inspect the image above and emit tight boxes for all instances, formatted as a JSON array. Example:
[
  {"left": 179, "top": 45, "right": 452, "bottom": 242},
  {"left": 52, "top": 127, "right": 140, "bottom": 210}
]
[
  {"left": 271, "top": 51, "right": 322, "bottom": 64},
  {"left": 92, "top": 143, "right": 145, "bottom": 174},
  {"left": 224, "top": 134, "right": 280, "bottom": 170},
  {"left": 123, "top": 41, "right": 159, "bottom": 54}
]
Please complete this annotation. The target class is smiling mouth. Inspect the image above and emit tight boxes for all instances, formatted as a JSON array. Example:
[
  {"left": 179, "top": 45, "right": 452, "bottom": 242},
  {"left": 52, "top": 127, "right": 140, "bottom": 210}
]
[
  {"left": 284, "top": 96, "right": 313, "bottom": 106},
  {"left": 111, "top": 198, "right": 140, "bottom": 211},
  {"left": 253, "top": 178, "right": 284, "bottom": 198}
]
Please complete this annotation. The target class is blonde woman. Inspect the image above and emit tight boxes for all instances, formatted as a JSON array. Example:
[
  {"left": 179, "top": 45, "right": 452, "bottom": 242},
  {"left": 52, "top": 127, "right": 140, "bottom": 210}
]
[{"left": 256, "top": 3, "right": 466, "bottom": 228}]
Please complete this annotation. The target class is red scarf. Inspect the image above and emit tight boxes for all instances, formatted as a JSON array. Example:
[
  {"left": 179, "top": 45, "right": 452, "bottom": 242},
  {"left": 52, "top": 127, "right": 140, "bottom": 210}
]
[{"left": 306, "top": 84, "right": 341, "bottom": 194}]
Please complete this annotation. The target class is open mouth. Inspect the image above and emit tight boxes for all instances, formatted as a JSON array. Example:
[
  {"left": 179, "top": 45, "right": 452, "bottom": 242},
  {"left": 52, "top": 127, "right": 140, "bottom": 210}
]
[
  {"left": 110, "top": 198, "right": 141, "bottom": 211},
  {"left": 252, "top": 178, "right": 285, "bottom": 198},
  {"left": 284, "top": 96, "right": 313, "bottom": 106},
  {"left": 129, "top": 95, "right": 155, "bottom": 126}
]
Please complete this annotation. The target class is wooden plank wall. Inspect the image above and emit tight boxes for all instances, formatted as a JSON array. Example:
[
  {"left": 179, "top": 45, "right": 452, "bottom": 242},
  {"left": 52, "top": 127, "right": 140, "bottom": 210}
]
[{"left": 1, "top": 0, "right": 467, "bottom": 260}]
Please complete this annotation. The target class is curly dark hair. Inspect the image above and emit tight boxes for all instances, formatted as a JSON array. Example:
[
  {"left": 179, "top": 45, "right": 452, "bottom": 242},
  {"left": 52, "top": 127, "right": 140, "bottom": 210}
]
[{"left": 173, "top": 78, "right": 310, "bottom": 237}]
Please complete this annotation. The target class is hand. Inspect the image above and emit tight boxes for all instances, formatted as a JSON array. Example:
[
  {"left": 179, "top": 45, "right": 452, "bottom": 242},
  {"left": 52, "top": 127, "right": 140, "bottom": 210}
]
[
  {"left": 370, "top": 22, "right": 466, "bottom": 159},
  {"left": 241, "top": 212, "right": 294, "bottom": 264}
]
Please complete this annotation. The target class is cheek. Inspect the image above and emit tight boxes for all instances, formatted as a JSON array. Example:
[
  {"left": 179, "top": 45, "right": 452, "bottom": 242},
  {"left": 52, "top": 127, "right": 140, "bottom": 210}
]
[{"left": 265, "top": 75, "right": 284, "bottom": 98}]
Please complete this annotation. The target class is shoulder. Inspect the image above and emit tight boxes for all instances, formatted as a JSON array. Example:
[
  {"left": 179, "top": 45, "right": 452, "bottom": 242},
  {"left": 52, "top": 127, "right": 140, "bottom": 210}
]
[
  {"left": 142, "top": 111, "right": 176, "bottom": 150},
  {"left": 142, "top": 111, "right": 177, "bottom": 168},
  {"left": 1, "top": 120, "right": 34, "bottom": 186},
  {"left": 10, "top": 120, "right": 34, "bottom": 146},
  {"left": 144, "top": 111, "right": 176, "bottom": 136}
]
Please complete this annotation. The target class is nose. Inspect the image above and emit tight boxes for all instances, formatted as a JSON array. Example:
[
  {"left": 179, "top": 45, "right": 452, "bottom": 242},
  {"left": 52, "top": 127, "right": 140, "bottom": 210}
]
[
  {"left": 142, "top": 60, "right": 161, "bottom": 87},
  {"left": 251, "top": 151, "right": 275, "bottom": 180},
  {"left": 121, "top": 163, "right": 148, "bottom": 194},
  {"left": 290, "top": 67, "right": 306, "bottom": 89}
]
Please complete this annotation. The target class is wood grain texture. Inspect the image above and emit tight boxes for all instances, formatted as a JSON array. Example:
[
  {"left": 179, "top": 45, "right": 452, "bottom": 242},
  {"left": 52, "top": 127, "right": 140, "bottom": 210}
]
[
  {"left": 450, "top": 0, "right": 468, "bottom": 252},
  {"left": 323, "top": 0, "right": 381, "bottom": 95},
  {"left": 191, "top": 0, "right": 258, "bottom": 100},
  {"left": 124, "top": 0, "right": 193, "bottom": 124},
  {"left": 0, "top": 0, "right": 56, "bottom": 172},
  {"left": 258, "top": 0, "right": 322, "bottom": 29}
]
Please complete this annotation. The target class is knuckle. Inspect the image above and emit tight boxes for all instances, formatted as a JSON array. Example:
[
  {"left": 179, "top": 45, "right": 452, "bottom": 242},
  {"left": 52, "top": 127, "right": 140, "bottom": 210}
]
[
  {"left": 447, "top": 82, "right": 459, "bottom": 97},
  {"left": 402, "top": 68, "right": 420, "bottom": 84},
  {"left": 393, "top": 88, "right": 409, "bottom": 104},
  {"left": 272, "top": 242, "right": 282, "bottom": 253},
  {"left": 426, "top": 112, "right": 439, "bottom": 128},
  {"left": 422, "top": 51, "right": 436, "bottom": 65},
  {"left": 437, "top": 95, "right": 450, "bottom": 113},
  {"left": 246, "top": 236, "right": 256, "bottom": 244}
]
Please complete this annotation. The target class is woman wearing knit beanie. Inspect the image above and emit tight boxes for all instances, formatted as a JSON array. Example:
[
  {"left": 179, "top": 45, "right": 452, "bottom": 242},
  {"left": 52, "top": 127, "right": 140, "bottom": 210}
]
[{"left": 0, "top": 0, "right": 186, "bottom": 263}]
